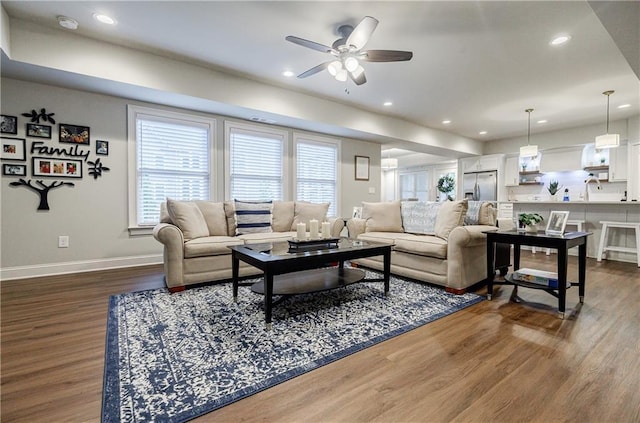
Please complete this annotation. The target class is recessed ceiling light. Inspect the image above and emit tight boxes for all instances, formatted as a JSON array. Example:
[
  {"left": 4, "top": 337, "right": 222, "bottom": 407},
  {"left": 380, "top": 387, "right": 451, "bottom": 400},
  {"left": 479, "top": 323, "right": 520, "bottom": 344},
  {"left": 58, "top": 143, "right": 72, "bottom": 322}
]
[
  {"left": 383, "top": 101, "right": 393, "bottom": 106},
  {"left": 282, "top": 70, "right": 295, "bottom": 77},
  {"left": 442, "top": 120, "right": 451, "bottom": 125},
  {"left": 550, "top": 34, "right": 571, "bottom": 46},
  {"left": 93, "top": 13, "right": 116, "bottom": 25},
  {"left": 57, "top": 15, "right": 78, "bottom": 30},
  {"left": 618, "top": 104, "right": 631, "bottom": 109},
  {"left": 479, "top": 131, "right": 488, "bottom": 135},
  {"left": 537, "top": 119, "right": 548, "bottom": 124}
]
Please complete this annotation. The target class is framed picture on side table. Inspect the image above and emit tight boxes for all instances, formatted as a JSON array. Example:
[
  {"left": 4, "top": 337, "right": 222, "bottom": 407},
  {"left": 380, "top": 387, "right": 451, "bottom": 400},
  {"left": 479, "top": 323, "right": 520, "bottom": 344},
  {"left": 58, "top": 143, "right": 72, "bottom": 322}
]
[{"left": 546, "top": 210, "right": 570, "bottom": 235}]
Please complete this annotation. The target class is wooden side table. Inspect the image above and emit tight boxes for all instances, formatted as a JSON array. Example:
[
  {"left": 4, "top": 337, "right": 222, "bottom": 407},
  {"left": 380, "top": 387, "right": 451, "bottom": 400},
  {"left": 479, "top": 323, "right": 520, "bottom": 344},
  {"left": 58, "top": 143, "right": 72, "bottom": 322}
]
[{"left": 484, "top": 229, "right": 591, "bottom": 318}]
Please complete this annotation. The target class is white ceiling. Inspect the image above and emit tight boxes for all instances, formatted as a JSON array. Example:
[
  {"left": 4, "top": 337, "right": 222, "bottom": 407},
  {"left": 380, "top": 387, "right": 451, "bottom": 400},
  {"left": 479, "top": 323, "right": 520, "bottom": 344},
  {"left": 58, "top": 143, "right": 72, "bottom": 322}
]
[{"left": 1, "top": 1, "right": 639, "bottom": 157}]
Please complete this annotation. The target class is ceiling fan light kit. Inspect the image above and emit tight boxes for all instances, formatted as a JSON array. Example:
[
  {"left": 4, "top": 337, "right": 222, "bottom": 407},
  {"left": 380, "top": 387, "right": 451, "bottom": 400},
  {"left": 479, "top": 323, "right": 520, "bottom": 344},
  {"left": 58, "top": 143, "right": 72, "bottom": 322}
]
[
  {"left": 286, "top": 16, "right": 413, "bottom": 85},
  {"left": 595, "top": 90, "right": 620, "bottom": 149}
]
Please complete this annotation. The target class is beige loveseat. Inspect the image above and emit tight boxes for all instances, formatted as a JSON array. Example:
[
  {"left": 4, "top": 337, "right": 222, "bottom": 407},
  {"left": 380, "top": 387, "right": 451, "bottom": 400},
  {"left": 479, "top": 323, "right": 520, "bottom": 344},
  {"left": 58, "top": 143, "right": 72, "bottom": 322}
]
[
  {"left": 347, "top": 200, "right": 497, "bottom": 294},
  {"left": 153, "top": 200, "right": 344, "bottom": 292}
]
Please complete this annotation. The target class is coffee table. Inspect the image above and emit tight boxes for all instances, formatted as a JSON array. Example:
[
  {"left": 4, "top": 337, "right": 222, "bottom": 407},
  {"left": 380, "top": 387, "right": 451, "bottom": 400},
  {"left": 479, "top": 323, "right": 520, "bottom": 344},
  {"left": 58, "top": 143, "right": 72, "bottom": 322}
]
[{"left": 229, "top": 238, "right": 392, "bottom": 329}]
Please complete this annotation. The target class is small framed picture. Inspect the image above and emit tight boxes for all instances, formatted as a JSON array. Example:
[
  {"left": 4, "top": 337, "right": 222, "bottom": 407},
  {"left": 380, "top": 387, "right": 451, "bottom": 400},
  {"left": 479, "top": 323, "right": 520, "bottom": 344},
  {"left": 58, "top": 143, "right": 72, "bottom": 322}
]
[
  {"left": 1, "top": 115, "right": 18, "bottom": 134},
  {"left": 1, "top": 137, "right": 26, "bottom": 161},
  {"left": 26, "top": 123, "right": 52, "bottom": 139},
  {"left": 546, "top": 210, "right": 570, "bottom": 235},
  {"left": 352, "top": 206, "right": 363, "bottom": 219},
  {"left": 59, "top": 123, "right": 90, "bottom": 145},
  {"left": 96, "top": 140, "right": 109, "bottom": 155},
  {"left": 32, "top": 156, "right": 83, "bottom": 178},
  {"left": 355, "top": 155, "right": 370, "bottom": 181},
  {"left": 2, "top": 163, "right": 27, "bottom": 176}
]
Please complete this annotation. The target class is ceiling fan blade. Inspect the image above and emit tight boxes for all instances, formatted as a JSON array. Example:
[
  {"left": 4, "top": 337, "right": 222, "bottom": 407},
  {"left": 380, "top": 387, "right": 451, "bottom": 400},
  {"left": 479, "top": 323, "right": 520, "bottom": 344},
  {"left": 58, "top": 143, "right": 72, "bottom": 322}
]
[
  {"left": 297, "top": 62, "right": 331, "bottom": 78},
  {"left": 346, "top": 16, "right": 379, "bottom": 50},
  {"left": 349, "top": 68, "right": 367, "bottom": 86},
  {"left": 361, "top": 50, "right": 413, "bottom": 62},
  {"left": 285, "top": 35, "right": 336, "bottom": 54}
]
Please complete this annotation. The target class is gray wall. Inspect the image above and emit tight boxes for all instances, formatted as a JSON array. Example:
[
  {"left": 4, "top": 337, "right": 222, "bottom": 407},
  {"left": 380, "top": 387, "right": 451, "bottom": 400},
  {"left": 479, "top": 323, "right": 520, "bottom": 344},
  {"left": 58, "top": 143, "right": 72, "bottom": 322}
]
[{"left": 0, "top": 77, "right": 380, "bottom": 278}]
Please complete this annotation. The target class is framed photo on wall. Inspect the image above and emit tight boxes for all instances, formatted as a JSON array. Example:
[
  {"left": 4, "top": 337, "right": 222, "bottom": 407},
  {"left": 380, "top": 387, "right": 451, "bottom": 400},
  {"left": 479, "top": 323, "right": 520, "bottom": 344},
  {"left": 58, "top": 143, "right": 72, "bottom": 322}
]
[
  {"left": 96, "top": 140, "right": 109, "bottom": 155},
  {"left": 59, "top": 123, "right": 90, "bottom": 145},
  {"left": 1, "top": 115, "right": 18, "bottom": 134},
  {"left": 32, "top": 156, "right": 83, "bottom": 178},
  {"left": 2, "top": 163, "right": 27, "bottom": 176},
  {"left": 545, "top": 210, "right": 570, "bottom": 235},
  {"left": 1, "top": 137, "right": 26, "bottom": 161},
  {"left": 355, "top": 155, "right": 370, "bottom": 181},
  {"left": 26, "top": 123, "right": 52, "bottom": 139}
]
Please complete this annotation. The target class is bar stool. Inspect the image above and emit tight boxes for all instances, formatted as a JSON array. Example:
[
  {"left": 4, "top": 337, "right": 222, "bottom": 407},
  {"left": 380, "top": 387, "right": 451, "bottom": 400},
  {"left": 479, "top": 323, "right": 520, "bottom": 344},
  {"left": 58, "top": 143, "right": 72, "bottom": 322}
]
[
  {"left": 532, "top": 219, "right": 586, "bottom": 255},
  {"left": 596, "top": 221, "right": 640, "bottom": 267}
]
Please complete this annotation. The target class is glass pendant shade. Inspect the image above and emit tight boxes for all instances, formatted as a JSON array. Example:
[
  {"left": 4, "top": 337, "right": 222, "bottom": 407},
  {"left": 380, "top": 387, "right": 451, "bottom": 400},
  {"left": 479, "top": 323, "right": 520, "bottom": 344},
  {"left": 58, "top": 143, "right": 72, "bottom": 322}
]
[
  {"left": 381, "top": 158, "right": 398, "bottom": 170},
  {"left": 334, "top": 69, "right": 348, "bottom": 82},
  {"left": 327, "top": 61, "right": 342, "bottom": 76},
  {"left": 519, "top": 144, "right": 538, "bottom": 158}
]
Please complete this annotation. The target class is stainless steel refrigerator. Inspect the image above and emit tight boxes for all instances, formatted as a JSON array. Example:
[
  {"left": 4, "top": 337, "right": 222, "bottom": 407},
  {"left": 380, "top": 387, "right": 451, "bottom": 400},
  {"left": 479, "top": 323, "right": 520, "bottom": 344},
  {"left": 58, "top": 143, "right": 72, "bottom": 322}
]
[{"left": 462, "top": 170, "right": 497, "bottom": 201}]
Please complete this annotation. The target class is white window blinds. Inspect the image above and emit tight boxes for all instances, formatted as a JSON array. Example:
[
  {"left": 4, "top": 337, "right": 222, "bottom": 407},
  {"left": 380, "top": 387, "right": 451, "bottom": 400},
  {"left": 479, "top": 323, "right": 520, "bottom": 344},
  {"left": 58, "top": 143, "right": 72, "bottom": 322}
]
[
  {"left": 229, "top": 128, "right": 284, "bottom": 201},
  {"left": 136, "top": 117, "right": 210, "bottom": 225},
  {"left": 296, "top": 140, "right": 338, "bottom": 216}
]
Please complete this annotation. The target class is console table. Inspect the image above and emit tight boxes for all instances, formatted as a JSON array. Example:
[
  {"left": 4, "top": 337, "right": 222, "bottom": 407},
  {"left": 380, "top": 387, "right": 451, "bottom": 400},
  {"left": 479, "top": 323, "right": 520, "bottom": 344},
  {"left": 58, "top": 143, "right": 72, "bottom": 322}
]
[{"left": 484, "top": 229, "right": 591, "bottom": 318}]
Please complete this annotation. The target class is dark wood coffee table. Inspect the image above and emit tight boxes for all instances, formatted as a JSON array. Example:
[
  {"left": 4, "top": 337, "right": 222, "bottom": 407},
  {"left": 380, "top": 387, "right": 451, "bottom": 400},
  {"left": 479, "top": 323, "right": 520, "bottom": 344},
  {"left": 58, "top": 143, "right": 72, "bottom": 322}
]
[{"left": 229, "top": 238, "right": 392, "bottom": 329}]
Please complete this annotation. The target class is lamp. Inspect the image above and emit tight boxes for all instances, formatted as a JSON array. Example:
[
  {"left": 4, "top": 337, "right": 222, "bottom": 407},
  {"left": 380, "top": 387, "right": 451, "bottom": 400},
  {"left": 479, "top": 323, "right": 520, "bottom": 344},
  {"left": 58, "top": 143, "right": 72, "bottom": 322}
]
[
  {"left": 519, "top": 108, "right": 538, "bottom": 158},
  {"left": 381, "top": 158, "right": 398, "bottom": 170},
  {"left": 595, "top": 90, "right": 620, "bottom": 149}
]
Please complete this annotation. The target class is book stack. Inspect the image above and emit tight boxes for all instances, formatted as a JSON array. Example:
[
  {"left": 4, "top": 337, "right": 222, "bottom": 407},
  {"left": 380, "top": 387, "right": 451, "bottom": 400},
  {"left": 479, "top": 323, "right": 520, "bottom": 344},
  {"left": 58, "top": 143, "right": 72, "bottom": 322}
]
[{"left": 513, "top": 268, "right": 559, "bottom": 289}]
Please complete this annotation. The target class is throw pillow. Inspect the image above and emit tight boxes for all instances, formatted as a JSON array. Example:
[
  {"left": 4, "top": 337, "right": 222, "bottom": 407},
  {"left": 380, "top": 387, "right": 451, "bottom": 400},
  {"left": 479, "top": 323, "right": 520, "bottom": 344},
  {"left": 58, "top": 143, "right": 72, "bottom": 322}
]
[
  {"left": 435, "top": 199, "right": 469, "bottom": 240},
  {"left": 272, "top": 201, "right": 295, "bottom": 232},
  {"left": 290, "top": 202, "right": 330, "bottom": 230},
  {"left": 166, "top": 199, "right": 210, "bottom": 240},
  {"left": 234, "top": 200, "right": 273, "bottom": 235},
  {"left": 194, "top": 201, "right": 227, "bottom": 236},
  {"left": 463, "top": 201, "right": 483, "bottom": 225},
  {"left": 362, "top": 201, "right": 403, "bottom": 233},
  {"left": 401, "top": 201, "right": 442, "bottom": 235}
]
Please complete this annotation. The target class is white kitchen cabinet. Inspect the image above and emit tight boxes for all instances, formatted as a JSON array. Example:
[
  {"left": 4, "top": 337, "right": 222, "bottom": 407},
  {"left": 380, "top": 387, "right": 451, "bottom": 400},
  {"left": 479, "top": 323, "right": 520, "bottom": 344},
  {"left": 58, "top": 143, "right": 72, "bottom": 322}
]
[
  {"left": 540, "top": 146, "right": 582, "bottom": 172},
  {"left": 628, "top": 143, "right": 640, "bottom": 201},
  {"left": 609, "top": 144, "right": 628, "bottom": 181},
  {"left": 461, "top": 154, "right": 501, "bottom": 173},
  {"left": 504, "top": 156, "right": 520, "bottom": 186}
]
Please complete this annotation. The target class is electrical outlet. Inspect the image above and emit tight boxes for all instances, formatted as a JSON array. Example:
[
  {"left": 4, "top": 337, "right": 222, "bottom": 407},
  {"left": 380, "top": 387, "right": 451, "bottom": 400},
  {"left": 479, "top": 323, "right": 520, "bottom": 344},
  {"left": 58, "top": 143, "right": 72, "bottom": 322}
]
[{"left": 58, "top": 236, "right": 69, "bottom": 248}]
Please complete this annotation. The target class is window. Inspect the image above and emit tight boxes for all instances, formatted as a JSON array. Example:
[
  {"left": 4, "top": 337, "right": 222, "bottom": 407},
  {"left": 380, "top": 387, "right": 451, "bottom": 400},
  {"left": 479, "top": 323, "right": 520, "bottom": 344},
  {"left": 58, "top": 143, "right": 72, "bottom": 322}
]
[
  {"left": 226, "top": 122, "right": 288, "bottom": 201},
  {"left": 127, "top": 105, "right": 215, "bottom": 231},
  {"left": 294, "top": 134, "right": 340, "bottom": 216},
  {"left": 399, "top": 170, "right": 429, "bottom": 201}
]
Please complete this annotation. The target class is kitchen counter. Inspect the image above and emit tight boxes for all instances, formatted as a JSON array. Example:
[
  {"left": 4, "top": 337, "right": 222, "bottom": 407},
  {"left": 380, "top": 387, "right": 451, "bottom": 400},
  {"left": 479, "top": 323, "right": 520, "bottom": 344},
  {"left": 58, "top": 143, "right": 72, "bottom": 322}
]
[{"left": 508, "top": 201, "right": 639, "bottom": 205}]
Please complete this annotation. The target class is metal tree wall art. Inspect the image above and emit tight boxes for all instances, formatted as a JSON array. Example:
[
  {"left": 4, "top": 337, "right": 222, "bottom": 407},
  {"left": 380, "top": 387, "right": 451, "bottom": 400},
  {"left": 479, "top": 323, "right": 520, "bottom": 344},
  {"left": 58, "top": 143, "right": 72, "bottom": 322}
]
[
  {"left": 87, "top": 158, "right": 110, "bottom": 179},
  {"left": 22, "top": 108, "right": 56, "bottom": 124},
  {"left": 9, "top": 179, "right": 74, "bottom": 211}
]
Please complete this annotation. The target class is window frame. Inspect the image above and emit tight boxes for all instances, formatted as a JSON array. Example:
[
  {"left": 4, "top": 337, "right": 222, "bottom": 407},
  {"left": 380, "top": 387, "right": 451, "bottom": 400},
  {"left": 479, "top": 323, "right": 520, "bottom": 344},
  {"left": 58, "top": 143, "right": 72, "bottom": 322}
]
[
  {"left": 224, "top": 120, "right": 290, "bottom": 201},
  {"left": 127, "top": 105, "right": 216, "bottom": 235},
  {"left": 293, "top": 132, "right": 341, "bottom": 217}
]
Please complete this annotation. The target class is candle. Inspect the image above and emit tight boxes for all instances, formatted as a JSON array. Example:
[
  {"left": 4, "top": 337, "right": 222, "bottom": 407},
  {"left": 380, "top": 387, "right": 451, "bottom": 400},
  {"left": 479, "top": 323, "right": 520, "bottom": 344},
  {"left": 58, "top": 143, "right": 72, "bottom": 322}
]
[
  {"left": 296, "top": 222, "right": 306, "bottom": 240},
  {"left": 321, "top": 221, "right": 331, "bottom": 238},
  {"left": 309, "top": 219, "right": 319, "bottom": 239}
]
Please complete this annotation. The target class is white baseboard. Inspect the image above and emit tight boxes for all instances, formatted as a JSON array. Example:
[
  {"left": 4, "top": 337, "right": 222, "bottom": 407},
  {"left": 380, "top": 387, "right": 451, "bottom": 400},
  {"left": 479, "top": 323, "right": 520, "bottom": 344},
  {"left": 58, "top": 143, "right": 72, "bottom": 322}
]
[{"left": 0, "top": 254, "right": 163, "bottom": 281}]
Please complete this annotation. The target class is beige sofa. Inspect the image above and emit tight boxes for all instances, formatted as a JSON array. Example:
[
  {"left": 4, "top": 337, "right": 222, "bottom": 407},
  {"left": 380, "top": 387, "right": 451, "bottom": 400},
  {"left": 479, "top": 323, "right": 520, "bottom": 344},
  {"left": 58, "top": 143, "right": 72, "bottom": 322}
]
[
  {"left": 153, "top": 199, "right": 344, "bottom": 292},
  {"left": 347, "top": 200, "right": 497, "bottom": 294}
]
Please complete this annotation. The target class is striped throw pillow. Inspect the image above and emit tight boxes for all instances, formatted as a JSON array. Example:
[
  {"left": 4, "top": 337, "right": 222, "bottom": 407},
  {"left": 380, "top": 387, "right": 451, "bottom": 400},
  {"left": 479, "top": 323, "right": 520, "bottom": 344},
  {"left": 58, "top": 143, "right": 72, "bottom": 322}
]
[{"left": 234, "top": 200, "right": 273, "bottom": 235}]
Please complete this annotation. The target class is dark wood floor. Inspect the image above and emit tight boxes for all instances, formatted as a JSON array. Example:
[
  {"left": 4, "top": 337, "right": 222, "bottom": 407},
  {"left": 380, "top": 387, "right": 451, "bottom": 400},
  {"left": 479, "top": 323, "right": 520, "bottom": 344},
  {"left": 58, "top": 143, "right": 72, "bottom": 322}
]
[{"left": 2, "top": 252, "right": 639, "bottom": 422}]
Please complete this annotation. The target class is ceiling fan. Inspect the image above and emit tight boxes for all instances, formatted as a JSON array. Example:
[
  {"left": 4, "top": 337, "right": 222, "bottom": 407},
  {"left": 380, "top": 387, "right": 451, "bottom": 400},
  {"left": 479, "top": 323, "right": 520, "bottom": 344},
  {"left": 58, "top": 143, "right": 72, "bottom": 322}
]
[{"left": 285, "top": 16, "right": 413, "bottom": 86}]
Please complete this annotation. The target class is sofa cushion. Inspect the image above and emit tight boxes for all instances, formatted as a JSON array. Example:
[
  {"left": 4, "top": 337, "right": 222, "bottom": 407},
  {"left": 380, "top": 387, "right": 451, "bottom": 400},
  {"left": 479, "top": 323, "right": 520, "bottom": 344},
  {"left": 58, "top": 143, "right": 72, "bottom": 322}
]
[
  {"left": 166, "top": 199, "right": 209, "bottom": 240},
  {"left": 400, "top": 201, "right": 442, "bottom": 235},
  {"left": 234, "top": 200, "right": 273, "bottom": 235},
  {"left": 394, "top": 234, "right": 448, "bottom": 259},
  {"left": 464, "top": 201, "right": 496, "bottom": 226},
  {"left": 195, "top": 201, "right": 228, "bottom": 236},
  {"left": 357, "top": 232, "right": 400, "bottom": 245},
  {"left": 291, "top": 202, "right": 330, "bottom": 230},
  {"left": 435, "top": 199, "right": 468, "bottom": 240},
  {"left": 184, "top": 236, "right": 244, "bottom": 258},
  {"left": 239, "top": 231, "right": 296, "bottom": 244},
  {"left": 224, "top": 201, "right": 236, "bottom": 236},
  {"left": 362, "top": 201, "right": 403, "bottom": 233},
  {"left": 272, "top": 201, "right": 295, "bottom": 232}
]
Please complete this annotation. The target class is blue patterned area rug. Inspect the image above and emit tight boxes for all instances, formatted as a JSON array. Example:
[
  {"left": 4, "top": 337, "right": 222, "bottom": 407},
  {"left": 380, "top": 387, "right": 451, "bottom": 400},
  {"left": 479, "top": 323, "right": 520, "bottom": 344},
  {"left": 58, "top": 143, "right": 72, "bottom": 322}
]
[{"left": 102, "top": 270, "right": 482, "bottom": 422}]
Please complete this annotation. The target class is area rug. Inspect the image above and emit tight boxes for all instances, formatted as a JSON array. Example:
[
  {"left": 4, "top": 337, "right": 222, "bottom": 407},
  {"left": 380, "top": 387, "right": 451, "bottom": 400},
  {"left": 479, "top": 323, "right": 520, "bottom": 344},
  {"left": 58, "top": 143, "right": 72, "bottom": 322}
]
[{"left": 102, "top": 270, "right": 482, "bottom": 422}]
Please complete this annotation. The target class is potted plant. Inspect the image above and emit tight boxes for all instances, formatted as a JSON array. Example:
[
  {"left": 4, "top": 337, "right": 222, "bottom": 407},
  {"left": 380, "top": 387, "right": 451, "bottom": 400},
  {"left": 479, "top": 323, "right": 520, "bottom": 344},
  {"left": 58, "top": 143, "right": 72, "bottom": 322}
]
[
  {"left": 437, "top": 174, "right": 455, "bottom": 201},
  {"left": 547, "top": 180, "right": 560, "bottom": 200},
  {"left": 518, "top": 213, "right": 544, "bottom": 233}
]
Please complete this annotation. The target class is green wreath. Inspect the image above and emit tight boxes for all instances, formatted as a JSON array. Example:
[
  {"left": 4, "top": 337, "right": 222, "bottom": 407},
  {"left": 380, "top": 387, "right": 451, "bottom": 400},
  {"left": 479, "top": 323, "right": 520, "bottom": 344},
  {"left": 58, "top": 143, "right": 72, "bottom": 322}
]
[{"left": 437, "top": 174, "right": 455, "bottom": 194}]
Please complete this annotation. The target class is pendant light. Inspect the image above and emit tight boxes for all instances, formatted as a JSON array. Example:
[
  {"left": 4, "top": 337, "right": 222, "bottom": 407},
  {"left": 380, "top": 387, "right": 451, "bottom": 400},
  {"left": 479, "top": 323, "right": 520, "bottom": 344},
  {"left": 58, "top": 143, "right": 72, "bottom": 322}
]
[
  {"left": 519, "top": 108, "right": 538, "bottom": 158},
  {"left": 381, "top": 150, "right": 398, "bottom": 170},
  {"left": 594, "top": 90, "right": 620, "bottom": 149}
]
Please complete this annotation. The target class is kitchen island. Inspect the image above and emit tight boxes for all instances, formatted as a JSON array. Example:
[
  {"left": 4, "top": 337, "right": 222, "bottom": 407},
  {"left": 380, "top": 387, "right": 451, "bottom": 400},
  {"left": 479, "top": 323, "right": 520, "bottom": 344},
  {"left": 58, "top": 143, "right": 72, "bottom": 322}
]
[{"left": 506, "top": 201, "right": 639, "bottom": 263}]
